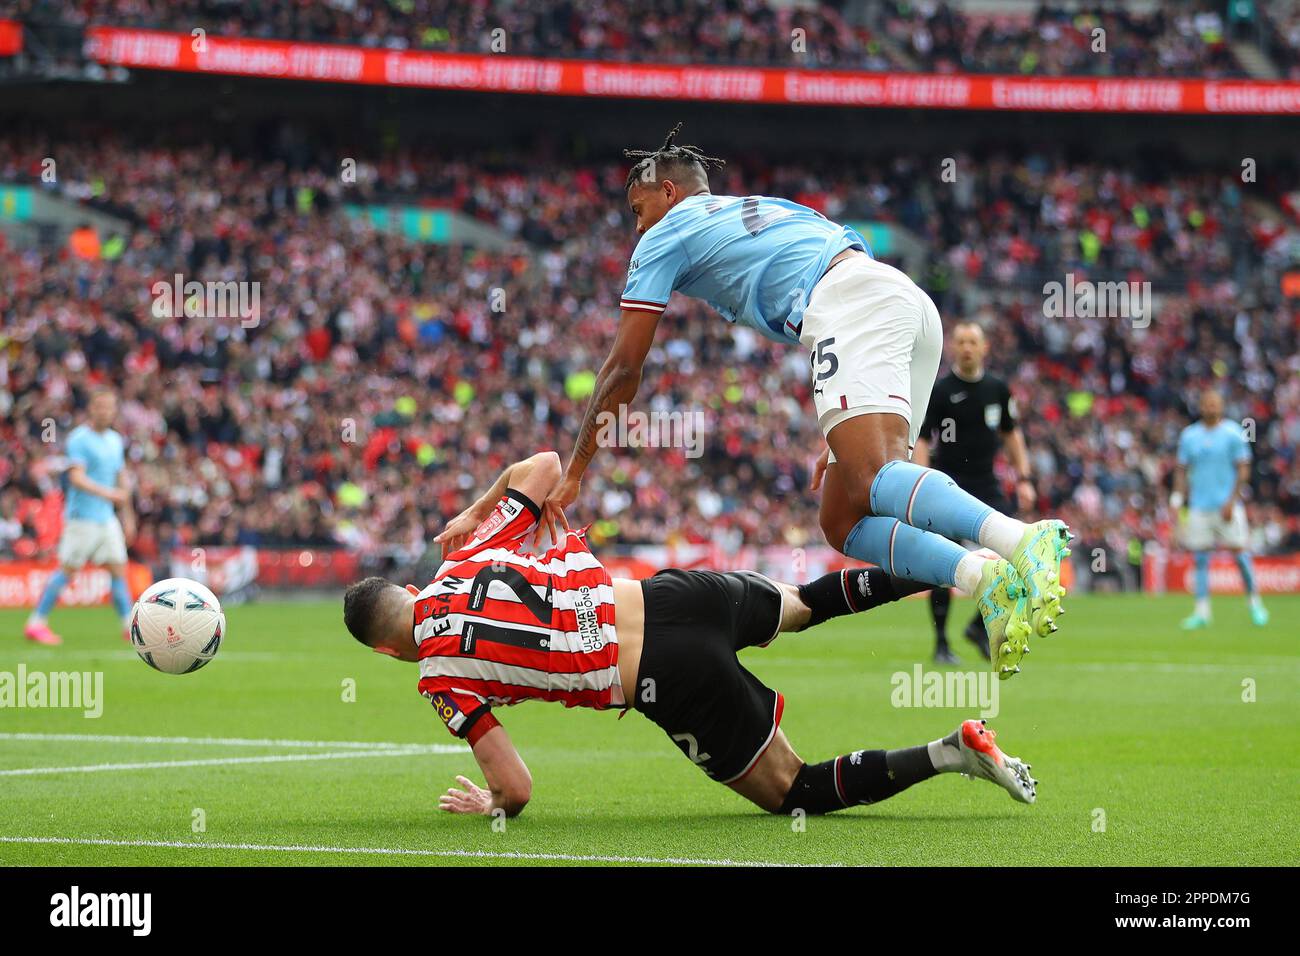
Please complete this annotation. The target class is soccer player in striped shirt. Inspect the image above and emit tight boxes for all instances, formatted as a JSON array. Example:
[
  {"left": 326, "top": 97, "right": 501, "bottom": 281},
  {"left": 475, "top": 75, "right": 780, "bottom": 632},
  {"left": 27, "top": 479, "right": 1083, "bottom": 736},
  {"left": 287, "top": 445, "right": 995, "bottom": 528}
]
[
  {"left": 538, "top": 125, "right": 1074, "bottom": 680},
  {"left": 343, "top": 451, "right": 1037, "bottom": 819}
]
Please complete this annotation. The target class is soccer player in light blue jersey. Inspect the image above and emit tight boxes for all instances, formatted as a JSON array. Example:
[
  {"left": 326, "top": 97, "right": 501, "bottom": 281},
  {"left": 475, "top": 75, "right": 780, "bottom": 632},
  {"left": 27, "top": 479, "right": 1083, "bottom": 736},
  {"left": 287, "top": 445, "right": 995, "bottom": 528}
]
[
  {"left": 24, "top": 389, "right": 137, "bottom": 646},
  {"left": 539, "top": 125, "right": 1072, "bottom": 679},
  {"left": 1172, "top": 389, "right": 1268, "bottom": 630}
]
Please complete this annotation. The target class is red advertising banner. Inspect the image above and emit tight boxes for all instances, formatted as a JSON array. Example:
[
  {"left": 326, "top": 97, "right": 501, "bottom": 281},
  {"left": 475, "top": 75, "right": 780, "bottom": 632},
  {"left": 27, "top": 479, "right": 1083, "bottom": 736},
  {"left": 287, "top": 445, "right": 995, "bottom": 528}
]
[
  {"left": 0, "top": 561, "right": 152, "bottom": 608},
  {"left": 167, "top": 546, "right": 360, "bottom": 591},
  {"left": 84, "top": 26, "right": 1300, "bottom": 114},
  {"left": 168, "top": 546, "right": 259, "bottom": 595},
  {"left": 0, "top": 19, "right": 21, "bottom": 56},
  {"left": 1143, "top": 552, "right": 1300, "bottom": 594},
  {"left": 254, "top": 548, "right": 360, "bottom": 588}
]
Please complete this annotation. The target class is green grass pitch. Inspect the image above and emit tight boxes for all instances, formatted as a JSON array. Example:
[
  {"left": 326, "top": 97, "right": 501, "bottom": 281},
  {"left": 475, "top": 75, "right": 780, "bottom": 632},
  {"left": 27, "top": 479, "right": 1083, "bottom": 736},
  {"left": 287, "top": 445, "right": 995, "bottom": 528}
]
[{"left": 1, "top": 593, "right": 1296, "bottom": 867}]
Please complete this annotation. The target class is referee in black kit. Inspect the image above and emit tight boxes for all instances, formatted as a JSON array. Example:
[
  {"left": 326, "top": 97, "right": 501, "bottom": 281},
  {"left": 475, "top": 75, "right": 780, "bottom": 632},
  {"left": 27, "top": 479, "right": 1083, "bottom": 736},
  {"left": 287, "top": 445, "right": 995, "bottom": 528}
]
[{"left": 914, "top": 322, "right": 1037, "bottom": 664}]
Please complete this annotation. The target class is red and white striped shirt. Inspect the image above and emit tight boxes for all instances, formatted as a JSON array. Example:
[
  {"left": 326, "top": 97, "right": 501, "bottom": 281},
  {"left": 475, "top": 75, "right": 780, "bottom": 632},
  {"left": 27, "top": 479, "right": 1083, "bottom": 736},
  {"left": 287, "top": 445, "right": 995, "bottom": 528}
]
[{"left": 415, "top": 489, "right": 620, "bottom": 744}]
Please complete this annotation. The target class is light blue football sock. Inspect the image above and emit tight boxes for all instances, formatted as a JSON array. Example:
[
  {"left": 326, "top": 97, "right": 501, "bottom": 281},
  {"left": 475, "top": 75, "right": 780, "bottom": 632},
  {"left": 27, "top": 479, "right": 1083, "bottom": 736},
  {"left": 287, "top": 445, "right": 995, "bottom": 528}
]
[
  {"left": 1193, "top": 551, "right": 1211, "bottom": 600},
  {"left": 1235, "top": 552, "right": 1258, "bottom": 596},
  {"left": 843, "top": 516, "right": 967, "bottom": 589},
  {"left": 34, "top": 570, "right": 69, "bottom": 619},
  {"left": 869, "top": 460, "right": 995, "bottom": 542},
  {"left": 110, "top": 575, "right": 133, "bottom": 619}
]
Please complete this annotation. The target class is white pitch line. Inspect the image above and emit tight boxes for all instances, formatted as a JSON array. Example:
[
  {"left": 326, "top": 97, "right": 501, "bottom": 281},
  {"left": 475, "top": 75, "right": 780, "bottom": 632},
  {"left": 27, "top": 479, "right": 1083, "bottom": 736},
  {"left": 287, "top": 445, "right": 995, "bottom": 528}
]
[
  {"left": 0, "top": 747, "right": 463, "bottom": 777},
  {"left": 0, "top": 732, "right": 468, "bottom": 751},
  {"left": 0, "top": 835, "right": 801, "bottom": 868}
]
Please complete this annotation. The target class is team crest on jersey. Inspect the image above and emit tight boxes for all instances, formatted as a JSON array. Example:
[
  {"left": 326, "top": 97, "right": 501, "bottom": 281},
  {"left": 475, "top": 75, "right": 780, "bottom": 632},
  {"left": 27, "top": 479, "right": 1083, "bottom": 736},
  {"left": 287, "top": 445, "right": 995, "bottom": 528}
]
[
  {"left": 467, "top": 496, "right": 521, "bottom": 547},
  {"left": 984, "top": 404, "right": 1002, "bottom": 430}
]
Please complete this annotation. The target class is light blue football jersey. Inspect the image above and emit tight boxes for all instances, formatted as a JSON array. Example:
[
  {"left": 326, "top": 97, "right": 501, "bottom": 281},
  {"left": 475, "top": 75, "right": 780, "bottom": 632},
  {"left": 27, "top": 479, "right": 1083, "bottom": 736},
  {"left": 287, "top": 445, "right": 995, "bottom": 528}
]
[
  {"left": 64, "top": 424, "right": 126, "bottom": 523},
  {"left": 619, "top": 194, "right": 869, "bottom": 345},
  {"left": 1177, "top": 420, "right": 1250, "bottom": 511}
]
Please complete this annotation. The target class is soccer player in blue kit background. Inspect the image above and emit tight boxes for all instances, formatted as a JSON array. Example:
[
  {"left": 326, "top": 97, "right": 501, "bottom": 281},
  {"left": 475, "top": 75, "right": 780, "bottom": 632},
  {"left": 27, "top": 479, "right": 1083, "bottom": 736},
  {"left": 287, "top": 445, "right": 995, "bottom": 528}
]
[
  {"left": 1172, "top": 388, "right": 1268, "bottom": 630},
  {"left": 24, "top": 388, "right": 136, "bottom": 646},
  {"left": 539, "top": 125, "right": 1073, "bottom": 679}
]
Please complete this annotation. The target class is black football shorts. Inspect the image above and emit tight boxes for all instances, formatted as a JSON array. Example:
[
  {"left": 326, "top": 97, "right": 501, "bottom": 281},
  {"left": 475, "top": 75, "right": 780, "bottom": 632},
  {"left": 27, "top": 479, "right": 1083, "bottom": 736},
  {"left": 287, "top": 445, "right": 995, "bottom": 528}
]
[{"left": 633, "top": 568, "right": 785, "bottom": 784}]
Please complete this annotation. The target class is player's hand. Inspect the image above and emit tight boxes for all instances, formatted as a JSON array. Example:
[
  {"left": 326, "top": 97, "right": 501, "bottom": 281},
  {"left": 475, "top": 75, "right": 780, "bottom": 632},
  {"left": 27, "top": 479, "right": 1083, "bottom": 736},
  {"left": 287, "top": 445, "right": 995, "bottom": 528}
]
[
  {"left": 1220, "top": 501, "right": 1235, "bottom": 522},
  {"left": 1016, "top": 478, "right": 1036, "bottom": 514},
  {"left": 809, "top": 446, "right": 831, "bottom": 493},
  {"left": 434, "top": 507, "right": 485, "bottom": 558},
  {"left": 120, "top": 513, "right": 137, "bottom": 546},
  {"left": 534, "top": 475, "right": 577, "bottom": 549},
  {"left": 438, "top": 775, "right": 494, "bottom": 815}
]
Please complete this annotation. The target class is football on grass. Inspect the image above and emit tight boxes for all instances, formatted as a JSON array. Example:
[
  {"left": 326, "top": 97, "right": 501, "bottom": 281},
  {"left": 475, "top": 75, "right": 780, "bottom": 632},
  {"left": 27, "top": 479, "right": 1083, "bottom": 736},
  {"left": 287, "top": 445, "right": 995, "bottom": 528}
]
[{"left": 130, "top": 578, "right": 226, "bottom": 674}]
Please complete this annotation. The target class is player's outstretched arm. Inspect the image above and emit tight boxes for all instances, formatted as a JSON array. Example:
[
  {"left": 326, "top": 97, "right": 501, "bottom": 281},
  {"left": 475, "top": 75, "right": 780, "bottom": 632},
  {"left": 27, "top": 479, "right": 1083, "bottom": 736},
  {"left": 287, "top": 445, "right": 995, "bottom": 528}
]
[
  {"left": 434, "top": 451, "right": 561, "bottom": 555},
  {"left": 438, "top": 723, "right": 532, "bottom": 818},
  {"left": 538, "top": 308, "right": 662, "bottom": 546}
]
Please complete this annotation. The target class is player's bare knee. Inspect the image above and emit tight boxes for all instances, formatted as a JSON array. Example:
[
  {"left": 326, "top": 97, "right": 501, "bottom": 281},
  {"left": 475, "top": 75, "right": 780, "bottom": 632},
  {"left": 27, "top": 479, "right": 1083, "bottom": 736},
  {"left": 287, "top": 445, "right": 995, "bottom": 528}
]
[
  {"left": 842, "top": 477, "right": 875, "bottom": 522},
  {"left": 818, "top": 508, "right": 852, "bottom": 552}
]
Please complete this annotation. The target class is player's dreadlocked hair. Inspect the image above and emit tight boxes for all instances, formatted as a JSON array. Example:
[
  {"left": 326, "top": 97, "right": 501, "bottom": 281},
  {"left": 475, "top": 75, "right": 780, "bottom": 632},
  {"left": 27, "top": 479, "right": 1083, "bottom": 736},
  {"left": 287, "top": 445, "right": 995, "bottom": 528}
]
[{"left": 624, "top": 123, "right": 727, "bottom": 191}]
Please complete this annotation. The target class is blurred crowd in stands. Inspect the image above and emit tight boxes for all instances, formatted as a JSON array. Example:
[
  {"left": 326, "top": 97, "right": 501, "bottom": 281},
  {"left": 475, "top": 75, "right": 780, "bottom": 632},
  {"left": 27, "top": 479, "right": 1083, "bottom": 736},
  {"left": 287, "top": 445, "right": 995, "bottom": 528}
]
[
  {"left": 2, "top": 127, "right": 1299, "bottom": 583},
  {"left": 4, "top": 0, "right": 1291, "bottom": 78}
]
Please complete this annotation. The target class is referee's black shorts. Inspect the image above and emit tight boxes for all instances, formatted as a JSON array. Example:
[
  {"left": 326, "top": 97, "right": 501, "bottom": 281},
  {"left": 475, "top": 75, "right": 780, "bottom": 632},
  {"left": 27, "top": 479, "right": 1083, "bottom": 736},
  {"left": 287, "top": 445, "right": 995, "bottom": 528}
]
[{"left": 633, "top": 569, "right": 785, "bottom": 785}]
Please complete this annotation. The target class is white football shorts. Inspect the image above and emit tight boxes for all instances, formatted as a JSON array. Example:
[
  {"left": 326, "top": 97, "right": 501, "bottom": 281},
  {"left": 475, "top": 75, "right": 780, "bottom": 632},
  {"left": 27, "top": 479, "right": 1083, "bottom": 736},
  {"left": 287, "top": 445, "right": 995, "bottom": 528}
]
[
  {"left": 1182, "top": 503, "right": 1249, "bottom": 551},
  {"left": 57, "top": 517, "right": 128, "bottom": 568},
  {"left": 799, "top": 255, "right": 943, "bottom": 463}
]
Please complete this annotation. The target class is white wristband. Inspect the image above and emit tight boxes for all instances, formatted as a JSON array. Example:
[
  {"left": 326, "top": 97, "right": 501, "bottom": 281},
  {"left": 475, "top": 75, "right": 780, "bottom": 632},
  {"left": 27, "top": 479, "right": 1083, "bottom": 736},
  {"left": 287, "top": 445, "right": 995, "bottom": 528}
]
[{"left": 1170, "top": 491, "right": 1185, "bottom": 511}]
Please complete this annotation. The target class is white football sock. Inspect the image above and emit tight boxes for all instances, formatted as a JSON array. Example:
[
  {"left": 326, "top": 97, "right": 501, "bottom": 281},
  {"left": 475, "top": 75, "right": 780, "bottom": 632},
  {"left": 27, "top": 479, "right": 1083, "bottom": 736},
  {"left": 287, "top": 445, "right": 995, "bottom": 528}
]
[
  {"left": 976, "top": 512, "right": 1029, "bottom": 559},
  {"left": 954, "top": 552, "right": 986, "bottom": 595},
  {"left": 1195, "top": 598, "right": 1211, "bottom": 619},
  {"left": 927, "top": 729, "right": 965, "bottom": 773}
]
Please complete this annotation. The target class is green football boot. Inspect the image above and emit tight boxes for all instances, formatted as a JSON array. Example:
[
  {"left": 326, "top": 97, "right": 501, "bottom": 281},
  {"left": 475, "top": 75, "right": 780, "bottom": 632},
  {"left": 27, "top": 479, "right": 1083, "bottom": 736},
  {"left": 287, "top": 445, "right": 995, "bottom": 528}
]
[
  {"left": 1010, "top": 519, "right": 1072, "bottom": 639},
  {"left": 975, "top": 558, "right": 1034, "bottom": 680}
]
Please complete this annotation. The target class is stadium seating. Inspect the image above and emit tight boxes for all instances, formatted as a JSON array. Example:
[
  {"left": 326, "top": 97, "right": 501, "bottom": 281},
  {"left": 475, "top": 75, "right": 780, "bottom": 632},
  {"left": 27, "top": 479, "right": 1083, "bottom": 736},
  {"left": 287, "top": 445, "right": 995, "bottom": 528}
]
[
  {"left": 2, "top": 131, "right": 1298, "bottom": 575},
  {"left": 1, "top": 0, "right": 1277, "bottom": 77}
]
